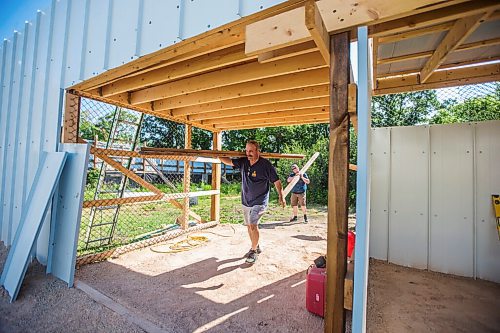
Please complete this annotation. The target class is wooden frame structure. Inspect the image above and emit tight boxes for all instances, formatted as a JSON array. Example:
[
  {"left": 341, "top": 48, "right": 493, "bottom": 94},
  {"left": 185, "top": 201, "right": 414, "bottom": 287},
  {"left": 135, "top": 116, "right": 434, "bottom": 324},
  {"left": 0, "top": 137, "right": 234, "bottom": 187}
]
[{"left": 61, "top": 1, "right": 500, "bottom": 332}]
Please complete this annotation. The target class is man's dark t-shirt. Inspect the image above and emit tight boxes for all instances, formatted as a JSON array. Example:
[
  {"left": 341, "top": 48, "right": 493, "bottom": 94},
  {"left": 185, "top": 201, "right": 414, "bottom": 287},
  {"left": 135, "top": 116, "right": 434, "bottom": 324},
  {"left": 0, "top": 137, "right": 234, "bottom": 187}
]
[
  {"left": 288, "top": 172, "right": 308, "bottom": 194},
  {"left": 232, "top": 157, "right": 279, "bottom": 207}
]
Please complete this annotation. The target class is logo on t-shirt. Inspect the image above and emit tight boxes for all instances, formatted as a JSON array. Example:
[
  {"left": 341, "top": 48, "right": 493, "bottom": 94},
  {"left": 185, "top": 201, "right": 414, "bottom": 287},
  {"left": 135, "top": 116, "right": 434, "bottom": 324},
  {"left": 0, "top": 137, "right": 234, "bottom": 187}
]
[{"left": 252, "top": 171, "right": 257, "bottom": 177}]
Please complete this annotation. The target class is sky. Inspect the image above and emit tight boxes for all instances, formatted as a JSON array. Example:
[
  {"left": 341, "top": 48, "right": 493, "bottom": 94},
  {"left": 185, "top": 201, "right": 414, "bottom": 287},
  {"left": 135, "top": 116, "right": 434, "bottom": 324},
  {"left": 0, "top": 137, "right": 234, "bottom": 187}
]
[{"left": 0, "top": 0, "right": 51, "bottom": 41}]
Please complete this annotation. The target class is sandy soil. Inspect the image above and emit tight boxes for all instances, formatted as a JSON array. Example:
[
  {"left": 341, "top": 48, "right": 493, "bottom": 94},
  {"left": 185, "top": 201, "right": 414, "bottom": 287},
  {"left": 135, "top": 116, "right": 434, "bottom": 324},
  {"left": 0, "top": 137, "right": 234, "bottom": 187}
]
[
  {"left": 0, "top": 210, "right": 498, "bottom": 333},
  {"left": 367, "top": 259, "right": 500, "bottom": 333}
]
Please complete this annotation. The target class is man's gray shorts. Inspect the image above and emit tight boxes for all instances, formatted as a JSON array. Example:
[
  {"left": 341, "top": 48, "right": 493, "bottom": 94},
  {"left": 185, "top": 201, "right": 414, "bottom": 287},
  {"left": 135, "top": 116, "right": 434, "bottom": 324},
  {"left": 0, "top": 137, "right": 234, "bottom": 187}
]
[{"left": 242, "top": 204, "right": 267, "bottom": 225}]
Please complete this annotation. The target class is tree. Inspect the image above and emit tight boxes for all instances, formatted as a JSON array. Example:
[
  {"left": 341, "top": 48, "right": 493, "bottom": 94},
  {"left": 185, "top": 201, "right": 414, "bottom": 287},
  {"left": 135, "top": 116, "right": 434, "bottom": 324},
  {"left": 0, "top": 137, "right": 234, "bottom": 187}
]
[{"left": 372, "top": 90, "right": 441, "bottom": 127}]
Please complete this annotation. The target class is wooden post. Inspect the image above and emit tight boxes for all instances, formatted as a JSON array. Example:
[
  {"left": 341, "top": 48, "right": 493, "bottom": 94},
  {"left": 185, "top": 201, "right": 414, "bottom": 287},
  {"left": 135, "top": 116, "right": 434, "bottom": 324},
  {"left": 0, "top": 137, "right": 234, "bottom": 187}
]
[
  {"left": 211, "top": 131, "right": 222, "bottom": 222},
  {"left": 325, "top": 31, "right": 350, "bottom": 333},
  {"left": 62, "top": 92, "right": 80, "bottom": 143},
  {"left": 182, "top": 124, "right": 192, "bottom": 229}
]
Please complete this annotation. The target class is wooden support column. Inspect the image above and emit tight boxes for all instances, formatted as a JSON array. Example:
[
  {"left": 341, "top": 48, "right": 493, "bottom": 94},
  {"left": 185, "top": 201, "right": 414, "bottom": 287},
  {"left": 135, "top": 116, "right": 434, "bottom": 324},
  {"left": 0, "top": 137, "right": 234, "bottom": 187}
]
[
  {"left": 182, "top": 125, "right": 192, "bottom": 229},
  {"left": 210, "top": 132, "right": 222, "bottom": 222},
  {"left": 325, "top": 31, "right": 350, "bottom": 333},
  {"left": 62, "top": 92, "right": 81, "bottom": 143}
]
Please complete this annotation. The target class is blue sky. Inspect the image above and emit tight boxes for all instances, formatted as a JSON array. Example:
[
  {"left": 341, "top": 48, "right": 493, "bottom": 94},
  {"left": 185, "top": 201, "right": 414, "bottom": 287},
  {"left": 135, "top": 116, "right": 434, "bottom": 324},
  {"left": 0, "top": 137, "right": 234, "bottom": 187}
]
[{"left": 0, "top": 0, "right": 51, "bottom": 41}]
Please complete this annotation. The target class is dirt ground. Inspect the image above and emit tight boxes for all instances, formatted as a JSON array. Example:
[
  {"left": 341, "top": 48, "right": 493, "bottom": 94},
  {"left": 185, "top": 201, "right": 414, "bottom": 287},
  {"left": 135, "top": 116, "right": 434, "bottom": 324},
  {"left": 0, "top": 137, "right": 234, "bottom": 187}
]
[{"left": 0, "top": 210, "right": 499, "bottom": 333}]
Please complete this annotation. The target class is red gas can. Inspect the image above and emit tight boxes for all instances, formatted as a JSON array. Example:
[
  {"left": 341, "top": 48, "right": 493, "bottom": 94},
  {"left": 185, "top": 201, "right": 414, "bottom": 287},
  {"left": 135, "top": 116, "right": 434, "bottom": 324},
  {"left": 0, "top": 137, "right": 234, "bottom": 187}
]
[{"left": 305, "top": 266, "right": 326, "bottom": 317}]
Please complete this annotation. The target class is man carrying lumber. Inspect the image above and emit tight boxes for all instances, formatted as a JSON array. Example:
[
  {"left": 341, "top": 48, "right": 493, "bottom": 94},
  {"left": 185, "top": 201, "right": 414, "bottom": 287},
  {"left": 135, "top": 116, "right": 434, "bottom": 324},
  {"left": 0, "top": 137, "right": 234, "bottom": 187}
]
[
  {"left": 287, "top": 163, "right": 310, "bottom": 223},
  {"left": 220, "top": 140, "right": 285, "bottom": 264}
]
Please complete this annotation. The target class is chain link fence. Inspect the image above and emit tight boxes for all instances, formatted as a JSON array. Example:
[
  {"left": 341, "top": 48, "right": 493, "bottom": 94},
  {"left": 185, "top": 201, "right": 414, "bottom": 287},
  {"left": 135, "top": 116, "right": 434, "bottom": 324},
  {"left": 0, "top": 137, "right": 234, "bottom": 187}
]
[{"left": 78, "top": 98, "right": 234, "bottom": 257}]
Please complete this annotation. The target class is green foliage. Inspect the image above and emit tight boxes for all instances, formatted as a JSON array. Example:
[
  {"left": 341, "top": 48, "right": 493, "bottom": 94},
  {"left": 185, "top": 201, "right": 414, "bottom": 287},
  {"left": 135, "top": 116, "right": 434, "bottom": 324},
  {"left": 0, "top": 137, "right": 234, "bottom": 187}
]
[
  {"left": 86, "top": 168, "right": 100, "bottom": 187},
  {"left": 372, "top": 90, "right": 441, "bottom": 127},
  {"left": 431, "top": 84, "right": 500, "bottom": 124}
]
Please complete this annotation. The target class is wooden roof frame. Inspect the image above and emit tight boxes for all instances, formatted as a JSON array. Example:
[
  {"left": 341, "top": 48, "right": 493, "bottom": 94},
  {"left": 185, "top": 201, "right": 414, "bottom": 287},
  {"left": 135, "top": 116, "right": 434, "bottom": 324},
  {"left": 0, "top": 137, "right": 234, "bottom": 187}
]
[{"left": 67, "top": 0, "right": 500, "bottom": 133}]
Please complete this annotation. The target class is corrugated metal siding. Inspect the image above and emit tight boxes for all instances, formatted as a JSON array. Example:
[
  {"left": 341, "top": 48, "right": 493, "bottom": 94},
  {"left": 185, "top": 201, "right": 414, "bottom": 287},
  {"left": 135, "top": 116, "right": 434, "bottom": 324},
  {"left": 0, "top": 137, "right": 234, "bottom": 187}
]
[
  {"left": 370, "top": 121, "right": 500, "bottom": 283},
  {"left": 0, "top": 0, "right": 286, "bottom": 259}
]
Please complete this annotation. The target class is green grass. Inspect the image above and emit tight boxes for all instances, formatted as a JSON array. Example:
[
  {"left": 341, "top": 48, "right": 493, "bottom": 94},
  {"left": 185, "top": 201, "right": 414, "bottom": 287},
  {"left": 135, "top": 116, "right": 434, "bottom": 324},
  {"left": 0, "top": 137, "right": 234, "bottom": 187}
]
[{"left": 78, "top": 183, "right": 327, "bottom": 256}]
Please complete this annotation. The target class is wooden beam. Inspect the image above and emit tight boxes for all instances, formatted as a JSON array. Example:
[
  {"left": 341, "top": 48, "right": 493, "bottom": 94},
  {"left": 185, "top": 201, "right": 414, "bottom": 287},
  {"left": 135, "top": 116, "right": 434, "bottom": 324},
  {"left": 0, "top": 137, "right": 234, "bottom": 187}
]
[
  {"left": 141, "top": 147, "right": 305, "bottom": 160},
  {"left": 171, "top": 85, "right": 329, "bottom": 116},
  {"left": 62, "top": 92, "right": 80, "bottom": 143},
  {"left": 369, "top": 0, "right": 500, "bottom": 37},
  {"left": 153, "top": 68, "right": 329, "bottom": 111},
  {"left": 372, "top": 37, "right": 379, "bottom": 84},
  {"left": 420, "top": 12, "right": 490, "bottom": 83},
  {"left": 192, "top": 97, "right": 329, "bottom": 121},
  {"left": 258, "top": 41, "right": 318, "bottom": 63},
  {"left": 131, "top": 52, "right": 326, "bottom": 105},
  {"left": 325, "top": 31, "right": 350, "bottom": 333},
  {"left": 283, "top": 152, "right": 320, "bottom": 197},
  {"left": 245, "top": 6, "right": 311, "bottom": 56},
  {"left": 210, "top": 132, "right": 222, "bottom": 222},
  {"left": 374, "top": 62, "right": 500, "bottom": 95},
  {"left": 217, "top": 116, "right": 329, "bottom": 130},
  {"left": 305, "top": 0, "right": 330, "bottom": 65},
  {"left": 348, "top": 83, "right": 357, "bottom": 132},
  {"left": 377, "top": 21, "right": 454, "bottom": 44},
  {"left": 203, "top": 107, "right": 328, "bottom": 126},
  {"left": 182, "top": 125, "right": 192, "bottom": 229},
  {"left": 101, "top": 44, "right": 255, "bottom": 97}
]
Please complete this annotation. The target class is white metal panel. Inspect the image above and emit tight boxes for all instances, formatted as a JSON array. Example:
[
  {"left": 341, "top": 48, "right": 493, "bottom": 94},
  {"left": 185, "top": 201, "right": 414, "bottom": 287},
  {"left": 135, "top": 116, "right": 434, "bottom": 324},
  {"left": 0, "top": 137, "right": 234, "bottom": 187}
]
[
  {"left": 37, "top": 0, "right": 70, "bottom": 264},
  {"left": 11, "top": 22, "right": 37, "bottom": 241},
  {"left": 238, "top": 0, "right": 283, "bottom": 16},
  {"left": 429, "top": 123, "right": 474, "bottom": 277},
  {"left": 475, "top": 120, "right": 500, "bottom": 283},
  {"left": 81, "top": 0, "right": 110, "bottom": 79},
  {"left": 179, "top": 0, "right": 239, "bottom": 39},
  {"left": 389, "top": 125, "right": 429, "bottom": 269},
  {"left": 0, "top": 39, "right": 13, "bottom": 241},
  {"left": 62, "top": 0, "right": 87, "bottom": 87},
  {"left": 139, "top": 0, "right": 181, "bottom": 55},
  {"left": 47, "top": 143, "right": 90, "bottom": 287},
  {"left": 369, "top": 127, "right": 390, "bottom": 260},
  {"left": 0, "top": 152, "right": 67, "bottom": 302},
  {"left": 2, "top": 31, "right": 23, "bottom": 245},
  {"left": 106, "top": 0, "right": 140, "bottom": 68}
]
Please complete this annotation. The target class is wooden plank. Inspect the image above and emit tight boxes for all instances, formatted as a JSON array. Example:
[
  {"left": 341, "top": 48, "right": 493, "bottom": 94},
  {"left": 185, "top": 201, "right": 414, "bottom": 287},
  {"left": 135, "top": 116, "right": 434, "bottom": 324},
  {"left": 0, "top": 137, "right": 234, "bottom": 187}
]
[
  {"left": 182, "top": 125, "right": 192, "bottom": 229},
  {"left": 344, "top": 261, "right": 354, "bottom": 310},
  {"left": 245, "top": 6, "right": 311, "bottom": 56},
  {"left": 171, "top": 85, "right": 329, "bottom": 116},
  {"left": 374, "top": 63, "right": 500, "bottom": 95},
  {"left": 348, "top": 83, "right": 357, "bottom": 131},
  {"left": 101, "top": 44, "right": 255, "bottom": 97},
  {"left": 305, "top": 0, "right": 330, "bottom": 65},
  {"left": 283, "top": 152, "right": 320, "bottom": 197},
  {"left": 220, "top": 118, "right": 329, "bottom": 130},
  {"left": 201, "top": 107, "right": 329, "bottom": 125},
  {"left": 214, "top": 114, "right": 330, "bottom": 129},
  {"left": 130, "top": 52, "right": 326, "bottom": 105},
  {"left": 62, "top": 92, "right": 80, "bottom": 143},
  {"left": 70, "top": 0, "right": 309, "bottom": 92},
  {"left": 140, "top": 147, "right": 305, "bottom": 160},
  {"left": 258, "top": 41, "right": 317, "bottom": 63},
  {"left": 372, "top": 37, "right": 379, "bottom": 84},
  {"left": 153, "top": 68, "right": 329, "bottom": 111},
  {"left": 0, "top": 152, "right": 67, "bottom": 302},
  {"left": 193, "top": 99, "right": 329, "bottom": 121},
  {"left": 325, "top": 31, "right": 350, "bottom": 333},
  {"left": 82, "top": 195, "right": 163, "bottom": 208},
  {"left": 420, "top": 13, "right": 489, "bottom": 83},
  {"left": 369, "top": 0, "right": 500, "bottom": 37},
  {"left": 377, "top": 21, "right": 454, "bottom": 44},
  {"left": 211, "top": 132, "right": 222, "bottom": 222}
]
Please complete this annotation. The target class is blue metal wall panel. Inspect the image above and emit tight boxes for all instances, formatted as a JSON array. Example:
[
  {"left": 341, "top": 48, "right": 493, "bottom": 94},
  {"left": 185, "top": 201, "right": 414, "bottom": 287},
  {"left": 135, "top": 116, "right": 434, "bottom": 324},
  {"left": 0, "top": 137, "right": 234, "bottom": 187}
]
[
  {"left": 82, "top": 0, "right": 110, "bottom": 79},
  {"left": 179, "top": 0, "right": 239, "bottom": 39},
  {"left": 238, "top": 0, "right": 282, "bottom": 16},
  {"left": 11, "top": 22, "right": 36, "bottom": 241},
  {"left": 139, "top": 0, "right": 182, "bottom": 55},
  {"left": 107, "top": 0, "right": 140, "bottom": 68},
  {"left": 2, "top": 32, "right": 23, "bottom": 244},
  {"left": 63, "top": 0, "right": 87, "bottom": 86}
]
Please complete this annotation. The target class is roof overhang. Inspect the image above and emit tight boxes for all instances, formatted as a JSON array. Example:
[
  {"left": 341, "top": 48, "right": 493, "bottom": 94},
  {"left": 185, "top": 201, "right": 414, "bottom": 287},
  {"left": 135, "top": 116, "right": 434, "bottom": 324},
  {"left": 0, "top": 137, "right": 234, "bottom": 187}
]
[{"left": 68, "top": 0, "right": 500, "bottom": 132}]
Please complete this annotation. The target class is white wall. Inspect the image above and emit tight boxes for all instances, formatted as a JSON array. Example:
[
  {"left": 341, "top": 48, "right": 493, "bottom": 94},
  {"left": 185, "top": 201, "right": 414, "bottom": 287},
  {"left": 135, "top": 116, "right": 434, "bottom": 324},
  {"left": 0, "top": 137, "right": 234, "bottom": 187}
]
[
  {"left": 0, "top": 0, "right": 286, "bottom": 261},
  {"left": 369, "top": 120, "right": 500, "bottom": 283}
]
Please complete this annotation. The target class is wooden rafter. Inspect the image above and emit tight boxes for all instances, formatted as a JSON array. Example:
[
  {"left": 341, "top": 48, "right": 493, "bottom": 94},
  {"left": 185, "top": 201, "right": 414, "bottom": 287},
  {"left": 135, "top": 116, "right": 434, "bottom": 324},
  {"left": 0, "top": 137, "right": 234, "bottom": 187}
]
[
  {"left": 216, "top": 116, "right": 329, "bottom": 130},
  {"left": 258, "top": 41, "right": 318, "bottom": 63},
  {"left": 202, "top": 107, "right": 329, "bottom": 125},
  {"left": 420, "top": 12, "right": 492, "bottom": 83},
  {"left": 305, "top": 0, "right": 330, "bottom": 65}
]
